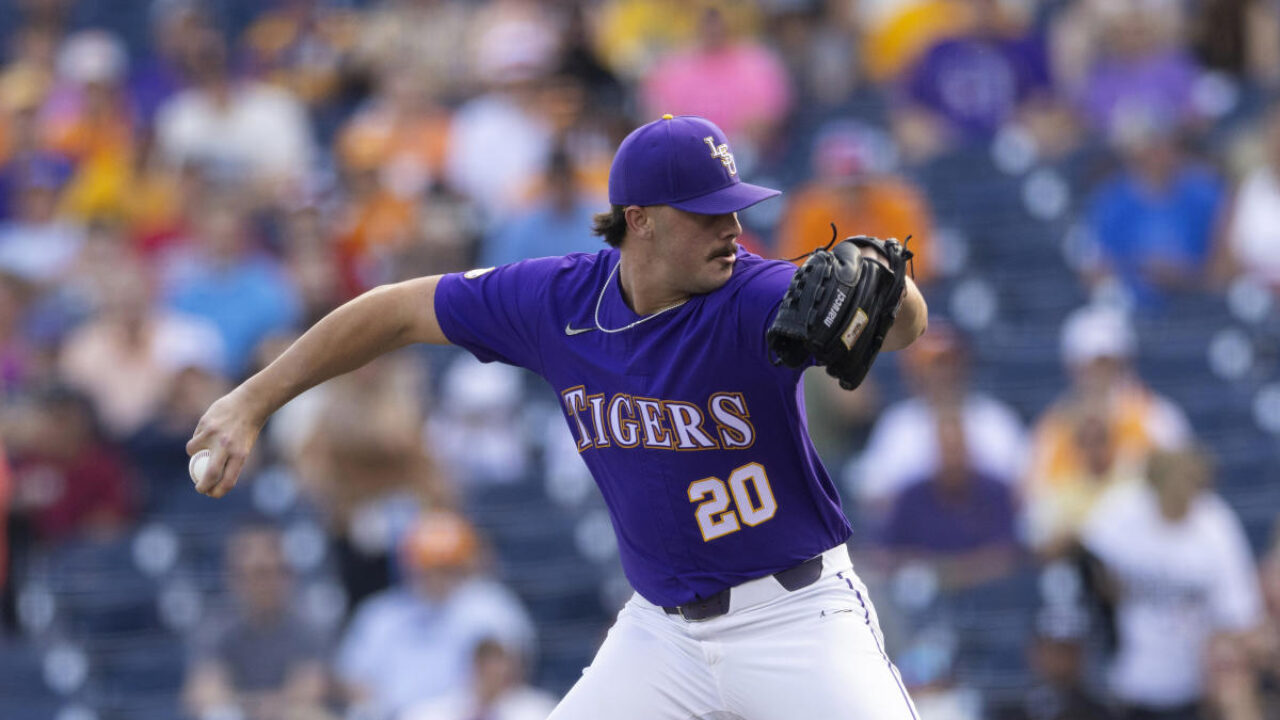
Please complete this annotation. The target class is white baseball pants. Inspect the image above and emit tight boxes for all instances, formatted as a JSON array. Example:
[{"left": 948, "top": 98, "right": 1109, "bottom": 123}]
[{"left": 548, "top": 545, "right": 919, "bottom": 720}]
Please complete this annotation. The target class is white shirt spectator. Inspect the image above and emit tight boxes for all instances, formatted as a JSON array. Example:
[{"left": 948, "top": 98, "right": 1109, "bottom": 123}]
[
  {"left": 336, "top": 577, "right": 536, "bottom": 719},
  {"left": 0, "top": 220, "right": 83, "bottom": 284},
  {"left": 444, "top": 93, "right": 552, "bottom": 224},
  {"left": 1081, "top": 482, "right": 1262, "bottom": 708},
  {"left": 851, "top": 393, "right": 1027, "bottom": 505},
  {"left": 156, "top": 81, "right": 314, "bottom": 182},
  {"left": 1225, "top": 164, "right": 1280, "bottom": 285}
]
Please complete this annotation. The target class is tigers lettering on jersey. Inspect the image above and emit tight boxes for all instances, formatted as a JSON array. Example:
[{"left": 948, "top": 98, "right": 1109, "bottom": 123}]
[{"left": 561, "top": 387, "right": 756, "bottom": 452}]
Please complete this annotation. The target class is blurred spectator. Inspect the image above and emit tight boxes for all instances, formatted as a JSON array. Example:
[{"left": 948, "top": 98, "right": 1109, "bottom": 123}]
[
  {"left": 770, "top": 2, "right": 861, "bottom": 109},
  {"left": 852, "top": 321, "right": 1026, "bottom": 513},
  {"left": 161, "top": 194, "right": 302, "bottom": 376},
  {"left": 523, "top": 72, "right": 613, "bottom": 202},
  {"left": 858, "top": 0, "right": 971, "bottom": 86},
  {"left": 336, "top": 69, "right": 452, "bottom": 202},
  {"left": 1083, "top": 116, "right": 1226, "bottom": 304},
  {"left": 6, "top": 385, "right": 134, "bottom": 545},
  {"left": 129, "top": 0, "right": 213, "bottom": 129},
  {"left": 402, "top": 637, "right": 557, "bottom": 720},
  {"left": 1188, "top": 0, "right": 1280, "bottom": 88},
  {"left": 996, "top": 605, "right": 1118, "bottom": 720},
  {"left": 1215, "top": 99, "right": 1280, "bottom": 290},
  {"left": 334, "top": 68, "right": 450, "bottom": 287},
  {"left": 1247, "top": 524, "right": 1280, "bottom": 718},
  {"left": 481, "top": 145, "right": 604, "bottom": 266},
  {"left": 336, "top": 510, "right": 535, "bottom": 720},
  {"left": 444, "top": 4, "right": 559, "bottom": 224},
  {"left": 556, "top": 2, "right": 626, "bottom": 112},
  {"left": 774, "top": 120, "right": 935, "bottom": 282},
  {"left": 184, "top": 519, "right": 334, "bottom": 720},
  {"left": 426, "top": 354, "right": 530, "bottom": 489},
  {"left": 1203, "top": 632, "right": 1265, "bottom": 720},
  {"left": 241, "top": 0, "right": 361, "bottom": 112},
  {"left": 0, "top": 440, "right": 11, "bottom": 612},
  {"left": 0, "top": 64, "right": 52, "bottom": 219},
  {"left": 1051, "top": 0, "right": 1204, "bottom": 136},
  {"left": 797, "top": 367, "right": 882, "bottom": 479},
  {"left": 639, "top": 2, "right": 792, "bottom": 153},
  {"left": 280, "top": 204, "right": 346, "bottom": 326},
  {"left": 895, "top": 0, "right": 1053, "bottom": 147},
  {"left": 12, "top": 0, "right": 74, "bottom": 39},
  {"left": 880, "top": 404, "right": 1020, "bottom": 592},
  {"left": 333, "top": 163, "right": 419, "bottom": 292},
  {"left": 0, "top": 274, "right": 37, "bottom": 396},
  {"left": 45, "top": 29, "right": 136, "bottom": 223},
  {"left": 120, "top": 132, "right": 199, "bottom": 256},
  {"left": 59, "top": 257, "right": 225, "bottom": 438},
  {"left": 289, "top": 351, "right": 450, "bottom": 609},
  {"left": 155, "top": 30, "right": 315, "bottom": 193},
  {"left": 1024, "top": 305, "right": 1190, "bottom": 556},
  {"left": 0, "top": 157, "right": 81, "bottom": 286},
  {"left": 0, "top": 21, "right": 57, "bottom": 99},
  {"left": 592, "top": 0, "right": 759, "bottom": 81},
  {"left": 351, "top": 0, "right": 475, "bottom": 103},
  {"left": 1081, "top": 446, "right": 1262, "bottom": 719}
]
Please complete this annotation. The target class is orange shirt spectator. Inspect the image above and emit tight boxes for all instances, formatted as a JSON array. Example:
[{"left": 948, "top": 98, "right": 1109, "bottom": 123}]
[
  {"left": 775, "top": 123, "right": 935, "bottom": 282},
  {"left": 776, "top": 180, "right": 935, "bottom": 276},
  {"left": 337, "top": 72, "right": 453, "bottom": 188},
  {"left": 1022, "top": 306, "right": 1191, "bottom": 555}
]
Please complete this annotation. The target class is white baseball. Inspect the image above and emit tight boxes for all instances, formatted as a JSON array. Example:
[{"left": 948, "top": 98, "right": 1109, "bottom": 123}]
[{"left": 189, "top": 449, "right": 212, "bottom": 485}]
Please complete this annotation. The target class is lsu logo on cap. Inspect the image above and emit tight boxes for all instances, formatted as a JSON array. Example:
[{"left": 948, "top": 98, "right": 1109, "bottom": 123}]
[{"left": 704, "top": 137, "right": 737, "bottom": 176}]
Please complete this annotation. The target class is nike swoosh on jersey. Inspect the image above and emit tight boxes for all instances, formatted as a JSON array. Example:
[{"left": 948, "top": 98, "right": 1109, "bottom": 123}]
[{"left": 564, "top": 324, "right": 596, "bottom": 336}]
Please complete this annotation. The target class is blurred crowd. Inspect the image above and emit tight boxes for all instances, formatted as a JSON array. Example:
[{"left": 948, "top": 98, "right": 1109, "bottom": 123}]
[{"left": 0, "top": 0, "right": 1279, "bottom": 719}]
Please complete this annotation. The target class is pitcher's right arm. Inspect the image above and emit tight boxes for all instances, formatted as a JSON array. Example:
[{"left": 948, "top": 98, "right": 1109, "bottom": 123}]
[{"left": 187, "top": 276, "right": 448, "bottom": 498}]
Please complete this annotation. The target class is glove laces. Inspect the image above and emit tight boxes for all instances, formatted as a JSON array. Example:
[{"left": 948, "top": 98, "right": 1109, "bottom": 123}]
[{"left": 783, "top": 223, "right": 915, "bottom": 278}]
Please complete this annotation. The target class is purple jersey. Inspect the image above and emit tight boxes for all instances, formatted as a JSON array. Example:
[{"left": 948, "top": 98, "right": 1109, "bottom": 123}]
[{"left": 434, "top": 246, "right": 851, "bottom": 607}]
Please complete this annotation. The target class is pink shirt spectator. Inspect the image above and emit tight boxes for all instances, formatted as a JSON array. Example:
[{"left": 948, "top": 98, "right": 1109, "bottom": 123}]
[{"left": 640, "top": 42, "right": 792, "bottom": 141}]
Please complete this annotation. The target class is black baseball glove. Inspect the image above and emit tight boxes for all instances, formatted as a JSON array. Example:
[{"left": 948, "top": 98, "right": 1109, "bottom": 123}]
[{"left": 767, "top": 234, "right": 913, "bottom": 390}]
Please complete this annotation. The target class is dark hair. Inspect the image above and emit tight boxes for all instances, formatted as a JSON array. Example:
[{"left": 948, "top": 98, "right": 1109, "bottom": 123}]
[{"left": 591, "top": 204, "right": 627, "bottom": 247}]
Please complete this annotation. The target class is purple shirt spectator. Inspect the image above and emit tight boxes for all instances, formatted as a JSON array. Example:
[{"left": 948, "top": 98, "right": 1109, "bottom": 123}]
[
  {"left": 902, "top": 34, "right": 1051, "bottom": 138},
  {"left": 1079, "top": 50, "right": 1200, "bottom": 134},
  {"left": 882, "top": 471, "right": 1017, "bottom": 554}
]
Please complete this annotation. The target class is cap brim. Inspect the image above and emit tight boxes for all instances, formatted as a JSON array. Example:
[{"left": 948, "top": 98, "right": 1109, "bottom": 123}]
[{"left": 668, "top": 181, "right": 782, "bottom": 214}]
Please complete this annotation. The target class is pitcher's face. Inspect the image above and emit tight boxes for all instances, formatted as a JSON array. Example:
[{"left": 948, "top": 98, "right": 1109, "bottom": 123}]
[{"left": 649, "top": 206, "right": 742, "bottom": 295}]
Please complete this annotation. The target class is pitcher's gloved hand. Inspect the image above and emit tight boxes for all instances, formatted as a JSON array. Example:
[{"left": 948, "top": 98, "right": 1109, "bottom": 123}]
[{"left": 767, "top": 235, "right": 913, "bottom": 390}]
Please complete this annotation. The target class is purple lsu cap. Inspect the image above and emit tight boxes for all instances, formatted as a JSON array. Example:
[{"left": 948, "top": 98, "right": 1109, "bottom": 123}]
[{"left": 608, "top": 114, "right": 781, "bottom": 214}]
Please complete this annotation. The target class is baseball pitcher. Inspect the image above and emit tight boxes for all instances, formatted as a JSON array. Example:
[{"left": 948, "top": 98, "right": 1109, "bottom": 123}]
[{"left": 189, "top": 115, "right": 927, "bottom": 719}]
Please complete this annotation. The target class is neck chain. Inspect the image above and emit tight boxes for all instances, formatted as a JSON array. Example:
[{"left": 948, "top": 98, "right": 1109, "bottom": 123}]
[{"left": 593, "top": 259, "right": 689, "bottom": 334}]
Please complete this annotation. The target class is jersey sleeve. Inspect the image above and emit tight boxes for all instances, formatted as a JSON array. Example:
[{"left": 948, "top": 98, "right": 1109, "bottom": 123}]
[
  {"left": 434, "top": 258, "right": 560, "bottom": 375},
  {"left": 733, "top": 257, "right": 812, "bottom": 373}
]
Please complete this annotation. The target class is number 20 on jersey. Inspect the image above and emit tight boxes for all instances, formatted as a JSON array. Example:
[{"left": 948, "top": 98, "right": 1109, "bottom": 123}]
[{"left": 688, "top": 462, "right": 778, "bottom": 541}]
